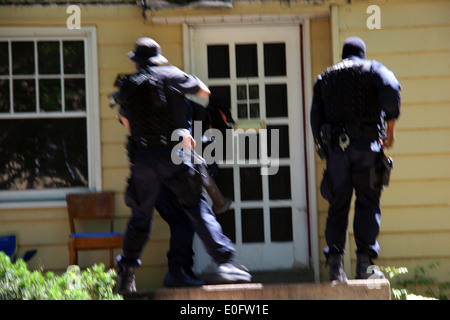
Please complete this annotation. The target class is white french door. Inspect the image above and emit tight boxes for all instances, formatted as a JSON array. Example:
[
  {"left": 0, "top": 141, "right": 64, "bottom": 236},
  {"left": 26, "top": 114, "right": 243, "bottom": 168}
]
[{"left": 190, "top": 25, "right": 309, "bottom": 272}]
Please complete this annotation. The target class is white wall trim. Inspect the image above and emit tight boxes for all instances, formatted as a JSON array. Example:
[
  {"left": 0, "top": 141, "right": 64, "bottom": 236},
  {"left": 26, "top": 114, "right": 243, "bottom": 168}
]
[
  {"left": 302, "top": 18, "right": 321, "bottom": 283},
  {"left": 153, "top": 12, "right": 328, "bottom": 26}
]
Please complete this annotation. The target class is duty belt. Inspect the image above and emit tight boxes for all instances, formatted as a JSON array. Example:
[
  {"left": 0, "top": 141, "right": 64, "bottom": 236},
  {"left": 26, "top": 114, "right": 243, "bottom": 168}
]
[
  {"left": 320, "top": 122, "right": 381, "bottom": 150},
  {"left": 337, "top": 122, "right": 380, "bottom": 141}
]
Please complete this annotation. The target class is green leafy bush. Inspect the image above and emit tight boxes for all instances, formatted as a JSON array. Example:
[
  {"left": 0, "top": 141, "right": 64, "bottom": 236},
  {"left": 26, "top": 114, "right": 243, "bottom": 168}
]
[
  {"left": 381, "top": 262, "right": 450, "bottom": 300},
  {"left": 0, "top": 251, "right": 122, "bottom": 300}
]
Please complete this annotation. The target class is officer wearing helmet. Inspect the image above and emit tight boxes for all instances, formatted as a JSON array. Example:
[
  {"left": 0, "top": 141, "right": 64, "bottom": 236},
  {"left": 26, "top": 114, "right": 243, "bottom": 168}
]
[
  {"left": 115, "top": 37, "right": 251, "bottom": 292},
  {"left": 310, "top": 37, "right": 401, "bottom": 282}
]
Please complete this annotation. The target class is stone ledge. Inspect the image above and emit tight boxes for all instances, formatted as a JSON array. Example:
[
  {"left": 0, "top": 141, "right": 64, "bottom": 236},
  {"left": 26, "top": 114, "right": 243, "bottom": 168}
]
[{"left": 124, "top": 279, "right": 391, "bottom": 300}]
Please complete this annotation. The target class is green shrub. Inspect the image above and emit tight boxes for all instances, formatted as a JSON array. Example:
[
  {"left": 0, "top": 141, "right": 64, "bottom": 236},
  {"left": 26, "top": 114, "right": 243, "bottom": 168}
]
[
  {"left": 381, "top": 262, "right": 450, "bottom": 300},
  {"left": 0, "top": 251, "right": 122, "bottom": 300}
]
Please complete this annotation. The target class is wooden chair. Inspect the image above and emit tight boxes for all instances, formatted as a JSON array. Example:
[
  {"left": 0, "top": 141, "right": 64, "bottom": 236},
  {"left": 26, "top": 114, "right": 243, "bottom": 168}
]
[{"left": 66, "top": 192, "right": 124, "bottom": 268}]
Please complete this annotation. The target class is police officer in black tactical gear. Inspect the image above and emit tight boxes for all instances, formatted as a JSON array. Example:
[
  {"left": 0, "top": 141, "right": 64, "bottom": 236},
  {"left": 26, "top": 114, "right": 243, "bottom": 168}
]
[
  {"left": 310, "top": 37, "right": 401, "bottom": 283},
  {"left": 114, "top": 37, "right": 251, "bottom": 292}
]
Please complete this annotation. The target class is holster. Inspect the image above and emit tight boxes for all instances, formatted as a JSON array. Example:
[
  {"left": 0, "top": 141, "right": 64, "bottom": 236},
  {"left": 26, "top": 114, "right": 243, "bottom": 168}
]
[
  {"left": 316, "top": 123, "right": 333, "bottom": 159},
  {"left": 370, "top": 151, "right": 393, "bottom": 191},
  {"left": 315, "top": 138, "right": 328, "bottom": 160}
]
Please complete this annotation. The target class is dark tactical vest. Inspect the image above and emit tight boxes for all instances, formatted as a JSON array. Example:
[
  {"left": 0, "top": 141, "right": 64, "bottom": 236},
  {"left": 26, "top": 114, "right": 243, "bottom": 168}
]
[
  {"left": 319, "top": 59, "right": 381, "bottom": 126},
  {"left": 119, "top": 69, "right": 175, "bottom": 138}
]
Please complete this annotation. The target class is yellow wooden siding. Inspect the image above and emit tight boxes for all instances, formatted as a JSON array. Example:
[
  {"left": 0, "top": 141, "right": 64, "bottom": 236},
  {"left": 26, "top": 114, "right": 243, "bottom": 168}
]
[{"left": 323, "top": 0, "right": 450, "bottom": 282}]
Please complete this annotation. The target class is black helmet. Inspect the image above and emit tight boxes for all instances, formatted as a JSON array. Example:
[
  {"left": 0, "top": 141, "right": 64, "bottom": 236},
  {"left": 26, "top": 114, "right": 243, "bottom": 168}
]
[
  {"left": 342, "top": 37, "right": 366, "bottom": 59},
  {"left": 127, "top": 37, "right": 168, "bottom": 65}
]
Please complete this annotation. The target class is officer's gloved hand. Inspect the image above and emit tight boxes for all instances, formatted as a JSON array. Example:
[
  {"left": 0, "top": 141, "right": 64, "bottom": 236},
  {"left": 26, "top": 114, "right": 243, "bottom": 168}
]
[
  {"left": 173, "top": 128, "right": 196, "bottom": 150},
  {"left": 383, "top": 129, "right": 394, "bottom": 149},
  {"left": 183, "top": 135, "right": 196, "bottom": 150},
  {"left": 382, "top": 119, "right": 396, "bottom": 149}
]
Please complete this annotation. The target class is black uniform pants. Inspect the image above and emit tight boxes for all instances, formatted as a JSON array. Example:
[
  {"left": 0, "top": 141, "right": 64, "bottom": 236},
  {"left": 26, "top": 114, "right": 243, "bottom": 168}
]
[
  {"left": 320, "top": 139, "right": 382, "bottom": 258},
  {"left": 156, "top": 185, "right": 194, "bottom": 272},
  {"left": 123, "top": 145, "right": 235, "bottom": 265}
]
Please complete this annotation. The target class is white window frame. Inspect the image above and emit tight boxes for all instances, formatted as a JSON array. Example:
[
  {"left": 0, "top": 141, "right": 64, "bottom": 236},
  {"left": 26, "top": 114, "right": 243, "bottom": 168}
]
[{"left": 0, "top": 26, "right": 101, "bottom": 207}]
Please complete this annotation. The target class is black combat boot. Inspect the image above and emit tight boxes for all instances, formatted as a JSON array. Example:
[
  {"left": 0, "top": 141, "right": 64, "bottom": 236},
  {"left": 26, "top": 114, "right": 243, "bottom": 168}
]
[
  {"left": 115, "top": 254, "right": 141, "bottom": 293},
  {"left": 163, "top": 265, "right": 206, "bottom": 288},
  {"left": 355, "top": 254, "right": 385, "bottom": 279},
  {"left": 327, "top": 254, "right": 348, "bottom": 283}
]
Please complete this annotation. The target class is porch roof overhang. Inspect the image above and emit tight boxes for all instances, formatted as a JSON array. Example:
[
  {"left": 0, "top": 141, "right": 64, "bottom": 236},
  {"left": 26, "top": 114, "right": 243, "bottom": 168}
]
[{"left": 0, "top": 0, "right": 350, "bottom": 9}]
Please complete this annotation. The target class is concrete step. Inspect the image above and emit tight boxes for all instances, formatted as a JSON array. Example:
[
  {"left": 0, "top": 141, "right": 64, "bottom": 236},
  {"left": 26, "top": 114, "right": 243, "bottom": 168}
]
[
  {"left": 124, "top": 279, "right": 390, "bottom": 300},
  {"left": 235, "top": 268, "right": 315, "bottom": 284}
]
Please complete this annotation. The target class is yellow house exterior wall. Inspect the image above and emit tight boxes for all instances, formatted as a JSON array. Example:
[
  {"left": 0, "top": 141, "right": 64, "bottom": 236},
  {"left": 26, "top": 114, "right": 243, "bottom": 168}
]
[{"left": 1, "top": 0, "right": 449, "bottom": 289}]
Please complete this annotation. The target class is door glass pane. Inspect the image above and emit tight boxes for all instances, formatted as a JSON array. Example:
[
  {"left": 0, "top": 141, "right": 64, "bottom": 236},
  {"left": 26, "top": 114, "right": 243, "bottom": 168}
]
[
  {"left": 249, "top": 103, "right": 259, "bottom": 118},
  {"left": 209, "top": 86, "right": 231, "bottom": 161},
  {"left": 264, "top": 43, "right": 286, "bottom": 77},
  {"left": 235, "top": 44, "right": 258, "bottom": 78},
  {"left": 265, "top": 84, "right": 288, "bottom": 117},
  {"left": 237, "top": 85, "right": 246, "bottom": 100},
  {"left": 210, "top": 85, "right": 230, "bottom": 108},
  {"left": 249, "top": 85, "right": 259, "bottom": 99},
  {"left": 267, "top": 125, "right": 290, "bottom": 158},
  {"left": 217, "top": 167, "right": 234, "bottom": 201},
  {"left": 207, "top": 45, "right": 229, "bottom": 79},
  {"left": 237, "top": 84, "right": 260, "bottom": 120},
  {"left": 12, "top": 42, "right": 35, "bottom": 75},
  {"left": 217, "top": 209, "right": 235, "bottom": 243},
  {"left": 242, "top": 208, "right": 264, "bottom": 243},
  {"left": 38, "top": 41, "right": 61, "bottom": 75},
  {"left": 239, "top": 133, "right": 259, "bottom": 162},
  {"left": 269, "top": 166, "right": 291, "bottom": 200},
  {"left": 270, "top": 208, "right": 293, "bottom": 242},
  {"left": 63, "top": 41, "right": 84, "bottom": 74},
  {"left": 240, "top": 167, "right": 262, "bottom": 200},
  {"left": 237, "top": 103, "right": 247, "bottom": 118}
]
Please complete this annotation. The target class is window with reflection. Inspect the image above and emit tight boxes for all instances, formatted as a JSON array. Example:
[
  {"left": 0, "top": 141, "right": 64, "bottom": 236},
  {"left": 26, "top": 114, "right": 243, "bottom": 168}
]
[{"left": 0, "top": 38, "right": 89, "bottom": 196}]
